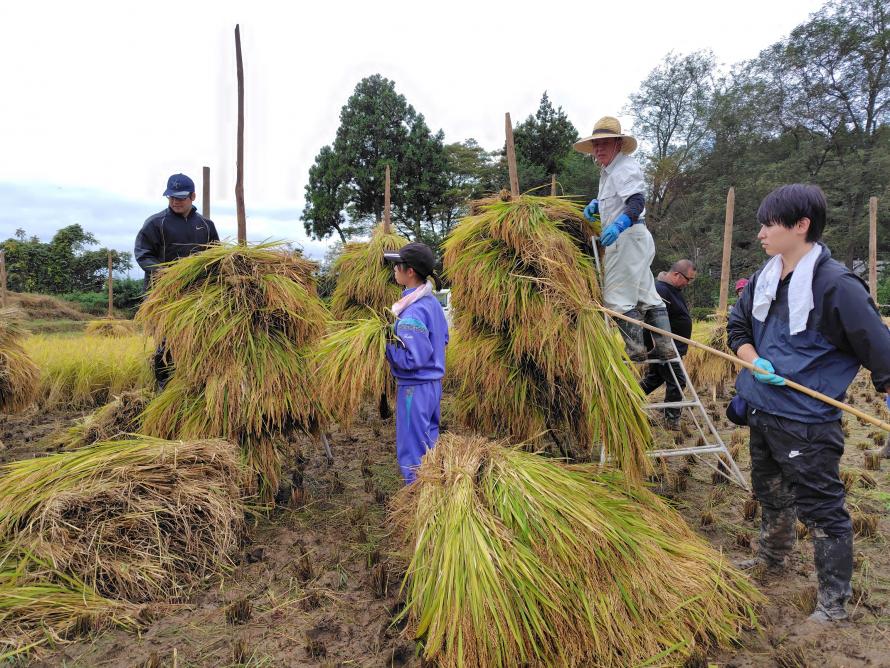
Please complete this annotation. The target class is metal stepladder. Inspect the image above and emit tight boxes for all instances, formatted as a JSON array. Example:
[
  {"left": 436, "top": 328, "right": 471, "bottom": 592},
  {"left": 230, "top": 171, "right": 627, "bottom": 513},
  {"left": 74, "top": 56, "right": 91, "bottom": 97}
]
[{"left": 589, "top": 237, "right": 748, "bottom": 489}]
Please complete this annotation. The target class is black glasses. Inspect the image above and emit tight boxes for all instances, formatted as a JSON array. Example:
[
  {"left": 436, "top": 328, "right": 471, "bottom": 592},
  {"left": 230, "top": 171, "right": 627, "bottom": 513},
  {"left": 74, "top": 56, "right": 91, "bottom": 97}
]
[{"left": 675, "top": 270, "right": 693, "bottom": 282}]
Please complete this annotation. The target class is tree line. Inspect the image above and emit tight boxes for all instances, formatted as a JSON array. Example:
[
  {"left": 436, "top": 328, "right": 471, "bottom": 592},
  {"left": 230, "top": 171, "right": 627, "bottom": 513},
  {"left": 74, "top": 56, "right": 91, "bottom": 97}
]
[{"left": 302, "top": 0, "right": 889, "bottom": 309}]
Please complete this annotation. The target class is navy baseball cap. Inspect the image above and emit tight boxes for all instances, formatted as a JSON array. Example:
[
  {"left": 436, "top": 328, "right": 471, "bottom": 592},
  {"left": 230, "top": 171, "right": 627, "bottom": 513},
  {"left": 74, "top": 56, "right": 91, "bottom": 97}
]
[
  {"left": 384, "top": 242, "right": 435, "bottom": 277},
  {"left": 163, "top": 173, "right": 195, "bottom": 198}
]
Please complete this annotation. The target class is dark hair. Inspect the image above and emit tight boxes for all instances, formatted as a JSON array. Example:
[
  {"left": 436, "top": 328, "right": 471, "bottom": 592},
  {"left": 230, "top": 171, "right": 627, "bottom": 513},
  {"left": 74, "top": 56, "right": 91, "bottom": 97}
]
[{"left": 756, "top": 184, "right": 826, "bottom": 242}]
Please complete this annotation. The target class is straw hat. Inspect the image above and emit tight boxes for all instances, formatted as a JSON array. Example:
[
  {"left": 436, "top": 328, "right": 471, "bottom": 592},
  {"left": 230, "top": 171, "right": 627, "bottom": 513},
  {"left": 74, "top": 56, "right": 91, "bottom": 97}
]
[{"left": 573, "top": 116, "right": 638, "bottom": 155}]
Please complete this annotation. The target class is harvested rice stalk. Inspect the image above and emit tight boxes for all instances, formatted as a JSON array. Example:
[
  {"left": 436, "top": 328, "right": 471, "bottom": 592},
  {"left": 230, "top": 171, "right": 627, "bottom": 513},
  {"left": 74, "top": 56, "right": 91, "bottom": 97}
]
[
  {"left": 0, "top": 556, "right": 139, "bottom": 660},
  {"left": 392, "top": 433, "right": 761, "bottom": 668},
  {"left": 443, "top": 193, "right": 651, "bottom": 477},
  {"left": 312, "top": 315, "right": 392, "bottom": 426},
  {"left": 0, "top": 437, "right": 246, "bottom": 603},
  {"left": 330, "top": 223, "right": 409, "bottom": 320},
  {"left": 686, "top": 318, "right": 736, "bottom": 390},
  {"left": 52, "top": 389, "right": 151, "bottom": 449},
  {"left": 0, "top": 306, "right": 39, "bottom": 413},
  {"left": 136, "top": 242, "right": 330, "bottom": 495},
  {"left": 85, "top": 318, "right": 138, "bottom": 337}
]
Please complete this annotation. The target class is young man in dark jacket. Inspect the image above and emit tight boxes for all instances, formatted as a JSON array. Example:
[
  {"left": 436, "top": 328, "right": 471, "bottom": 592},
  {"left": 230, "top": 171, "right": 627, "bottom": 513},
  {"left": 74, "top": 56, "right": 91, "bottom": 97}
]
[
  {"left": 640, "top": 259, "right": 696, "bottom": 428},
  {"left": 135, "top": 173, "right": 219, "bottom": 388},
  {"left": 727, "top": 184, "right": 890, "bottom": 623},
  {"left": 135, "top": 173, "right": 219, "bottom": 290}
]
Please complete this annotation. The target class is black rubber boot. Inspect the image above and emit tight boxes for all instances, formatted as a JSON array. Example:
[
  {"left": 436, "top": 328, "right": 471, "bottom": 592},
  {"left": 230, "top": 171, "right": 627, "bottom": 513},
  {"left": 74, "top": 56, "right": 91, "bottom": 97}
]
[
  {"left": 737, "top": 505, "right": 796, "bottom": 572},
  {"left": 152, "top": 342, "right": 174, "bottom": 392},
  {"left": 643, "top": 306, "right": 675, "bottom": 360},
  {"left": 618, "top": 308, "right": 647, "bottom": 362},
  {"left": 809, "top": 531, "right": 853, "bottom": 622}
]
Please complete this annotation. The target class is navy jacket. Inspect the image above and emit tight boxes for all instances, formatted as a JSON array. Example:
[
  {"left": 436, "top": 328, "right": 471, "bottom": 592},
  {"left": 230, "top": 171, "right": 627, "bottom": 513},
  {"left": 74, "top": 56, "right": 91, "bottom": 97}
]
[
  {"left": 645, "top": 279, "right": 692, "bottom": 355},
  {"left": 134, "top": 206, "right": 219, "bottom": 287},
  {"left": 386, "top": 288, "right": 449, "bottom": 386},
  {"left": 727, "top": 244, "right": 890, "bottom": 423}
]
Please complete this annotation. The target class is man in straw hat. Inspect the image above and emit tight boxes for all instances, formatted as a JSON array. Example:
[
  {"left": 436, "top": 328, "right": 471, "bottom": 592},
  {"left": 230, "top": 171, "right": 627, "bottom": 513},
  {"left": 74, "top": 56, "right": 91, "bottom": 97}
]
[{"left": 574, "top": 117, "right": 674, "bottom": 362}]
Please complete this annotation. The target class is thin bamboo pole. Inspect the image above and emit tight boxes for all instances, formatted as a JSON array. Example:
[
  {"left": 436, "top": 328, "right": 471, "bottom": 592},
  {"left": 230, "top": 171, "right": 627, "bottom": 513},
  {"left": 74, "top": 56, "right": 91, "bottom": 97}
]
[
  {"left": 107, "top": 251, "right": 113, "bottom": 318},
  {"left": 600, "top": 306, "right": 890, "bottom": 432},
  {"left": 202, "top": 166, "right": 210, "bottom": 219},
  {"left": 504, "top": 113, "right": 520, "bottom": 198},
  {"left": 0, "top": 249, "right": 6, "bottom": 308},
  {"left": 717, "top": 187, "right": 735, "bottom": 316},
  {"left": 234, "top": 25, "right": 246, "bottom": 244},
  {"left": 869, "top": 196, "right": 877, "bottom": 302},
  {"left": 383, "top": 165, "right": 392, "bottom": 233}
]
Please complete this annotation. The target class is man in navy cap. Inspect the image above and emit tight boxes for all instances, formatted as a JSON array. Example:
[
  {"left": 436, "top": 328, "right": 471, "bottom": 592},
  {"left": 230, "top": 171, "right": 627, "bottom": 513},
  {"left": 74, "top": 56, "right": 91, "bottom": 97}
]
[{"left": 135, "top": 173, "right": 219, "bottom": 388}]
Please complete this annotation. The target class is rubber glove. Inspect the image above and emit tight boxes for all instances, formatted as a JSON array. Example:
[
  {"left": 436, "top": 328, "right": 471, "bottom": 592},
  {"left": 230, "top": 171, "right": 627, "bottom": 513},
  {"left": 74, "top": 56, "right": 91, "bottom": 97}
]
[
  {"left": 885, "top": 394, "right": 890, "bottom": 411},
  {"left": 752, "top": 357, "right": 785, "bottom": 386},
  {"left": 599, "top": 213, "right": 632, "bottom": 247},
  {"left": 583, "top": 199, "right": 599, "bottom": 221}
]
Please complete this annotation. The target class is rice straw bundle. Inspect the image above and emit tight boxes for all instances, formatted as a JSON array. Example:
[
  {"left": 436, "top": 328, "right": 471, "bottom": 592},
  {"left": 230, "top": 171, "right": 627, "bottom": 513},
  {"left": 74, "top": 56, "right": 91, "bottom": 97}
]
[
  {"left": 52, "top": 389, "right": 151, "bottom": 449},
  {"left": 25, "top": 333, "right": 153, "bottom": 409},
  {"left": 329, "top": 223, "right": 409, "bottom": 319},
  {"left": 685, "top": 318, "right": 736, "bottom": 390},
  {"left": 136, "top": 242, "right": 330, "bottom": 495},
  {"left": 443, "top": 193, "right": 651, "bottom": 476},
  {"left": 312, "top": 314, "right": 392, "bottom": 426},
  {"left": 392, "top": 433, "right": 762, "bottom": 668},
  {"left": 0, "top": 306, "right": 39, "bottom": 413},
  {"left": 0, "top": 437, "right": 245, "bottom": 604},
  {"left": 85, "top": 318, "right": 138, "bottom": 337}
]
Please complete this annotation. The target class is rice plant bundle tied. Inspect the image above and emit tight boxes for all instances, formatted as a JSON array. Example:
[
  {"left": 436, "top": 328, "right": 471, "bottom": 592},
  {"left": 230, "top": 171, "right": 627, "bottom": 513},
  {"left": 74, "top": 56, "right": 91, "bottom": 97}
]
[
  {"left": 686, "top": 318, "right": 736, "bottom": 389},
  {"left": 0, "top": 437, "right": 246, "bottom": 604},
  {"left": 443, "top": 194, "right": 651, "bottom": 476},
  {"left": 0, "top": 306, "right": 39, "bottom": 413},
  {"left": 136, "top": 242, "right": 329, "bottom": 494},
  {"left": 85, "top": 318, "right": 138, "bottom": 337},
  {"left": 52, "top": 389, "right": 150, "bottom": 449},
  {"left": 330, "top": 223, "right": 409, "bottom": 319},
  {"left": 392, "top": 433, "right": 762, "bottom": 668},
  {"left": 312, "top": 314, "right": 392, "bottom": 426}
]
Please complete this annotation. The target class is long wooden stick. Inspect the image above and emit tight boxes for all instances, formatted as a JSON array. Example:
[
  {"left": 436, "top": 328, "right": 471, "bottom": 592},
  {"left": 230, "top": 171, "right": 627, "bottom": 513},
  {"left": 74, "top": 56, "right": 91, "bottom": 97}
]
[
  {"left": 234, "top": 25, "right": 246, "bottom": 244},
  {"left": 718, "top": 187, "right": 735, "bottom": 316},
  {"left": 0, "top": 249, "right": 7, "bottom": 308},
  {"left": 202, "top": 165, "right": 211, "bottom": 219},
  {"left": 107, "top": 251, "right": 113, "bottom": 318},
  {"left": 504, "top": 113, "right": 520, "bottom": 198},
  {"left": 550, "top": 173, "right": 557, "bottom": 196},
  {"left": 869, "top": 196, "right": 877, "bottom": 302},
  {"left": 599, "top": 305, "right": 890, "bottom": 432},
  {"left": 383, "top": 165, "right": 392, "bottom": 233}
]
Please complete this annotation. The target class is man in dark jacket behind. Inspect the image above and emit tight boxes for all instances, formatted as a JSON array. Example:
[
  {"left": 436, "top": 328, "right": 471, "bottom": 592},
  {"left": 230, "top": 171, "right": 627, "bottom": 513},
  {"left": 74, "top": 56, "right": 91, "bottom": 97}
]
[
  {"left": 135, "top": 173, "right": 219, "bottom": 388},
  {"left": 727, "top": 184, "right": 890, "bottom": 624},
  {"left": 640, "top": 260, "right": 696, "bottom": 428}
]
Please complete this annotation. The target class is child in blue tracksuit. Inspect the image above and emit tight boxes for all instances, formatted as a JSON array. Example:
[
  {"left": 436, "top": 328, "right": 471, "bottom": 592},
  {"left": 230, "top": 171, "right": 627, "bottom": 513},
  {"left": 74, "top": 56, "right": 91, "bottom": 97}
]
[{"left": 383, "top": 243, "right": 449, "bottom": 483}]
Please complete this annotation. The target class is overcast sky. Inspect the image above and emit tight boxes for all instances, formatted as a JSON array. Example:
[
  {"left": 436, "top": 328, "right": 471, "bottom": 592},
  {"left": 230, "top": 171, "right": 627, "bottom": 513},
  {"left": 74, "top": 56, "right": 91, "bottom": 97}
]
[{"left": 1, "top": 0, "right": 826, "bottom": 275}]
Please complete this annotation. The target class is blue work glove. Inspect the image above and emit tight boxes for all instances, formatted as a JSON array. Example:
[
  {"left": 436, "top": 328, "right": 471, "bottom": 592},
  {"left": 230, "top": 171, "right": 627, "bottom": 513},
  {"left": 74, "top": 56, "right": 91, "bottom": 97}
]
[
  {"left": 599, "top": 213, "right": 633, "bottom": 247},
  {"left": 752, "top": 357, "right": 785, "bottom": 386},
  {"left": 583, "top": 199, "right": 599, "bottom": 221},
  {"left": 885, "top": 394, "right": 890, "bottom": 411}
]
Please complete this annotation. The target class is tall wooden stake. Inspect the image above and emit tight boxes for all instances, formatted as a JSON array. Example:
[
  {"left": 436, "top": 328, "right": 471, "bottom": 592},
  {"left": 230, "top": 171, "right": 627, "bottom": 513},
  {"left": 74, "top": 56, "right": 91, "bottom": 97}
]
[
  {"left": 107, "top": 251, "right": 114, "bottom": 318},
  {"left": 504, "top": 113, "right": 520, "bottom": 198},
  {"left": 717, "top": 187, "right": 735, "bottom": 317},
  {"left": 550, "top": 173, "right": 557, "bottom": 196},
  {"left": 202, "top": 165, "right": 210, "bottom": 219},
  {"left": 869, "top": 196, "right": 878, "bottom": 302},
  {"left": 0, "top": 249, "right": 7, "bottom": 308},
  {"left": 383, "top": 165, "right": 392, "bottom": 233},
  {"left": 234, "top": 25, "right": 246, "bottom": 244}
]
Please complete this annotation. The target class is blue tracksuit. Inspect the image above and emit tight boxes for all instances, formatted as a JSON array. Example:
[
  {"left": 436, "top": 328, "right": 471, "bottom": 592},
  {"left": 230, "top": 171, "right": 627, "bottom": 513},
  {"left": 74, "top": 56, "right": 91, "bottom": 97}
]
[{"left": 385, "top": 288, "right": 449, "bottom": 483}]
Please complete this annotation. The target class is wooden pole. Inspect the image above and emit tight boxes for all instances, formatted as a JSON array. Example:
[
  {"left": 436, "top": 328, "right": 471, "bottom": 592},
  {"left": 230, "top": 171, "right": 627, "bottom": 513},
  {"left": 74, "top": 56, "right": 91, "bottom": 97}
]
[
  {"left": 0, "top": 249, "right": 7, "bottom": 308},
  {"left": 717, "top": 187, "right": 735, "bottom": 317},
  {"left": 202, "top": 165, "right": 210, "bottom": 219},
  {"left": 550, "top": 173, "right": 557, "bottom": 196},
  {"left": 600, "top": 306, "right": 890, "bottom": 432},
  {"left": 504, "top": 113, "right": 520, "bottom": 198},
  {"left": 234, "top": 25, "right": 247, "bottom": 244},
  {"left": 107, "top": 251, "right": 114, "bottom": 318},
  {"left": 383, "top": 165, "right": 392, "bottom": 233},
  {"left": 869, "top": 196, "right": 878, "bottom": 302}
]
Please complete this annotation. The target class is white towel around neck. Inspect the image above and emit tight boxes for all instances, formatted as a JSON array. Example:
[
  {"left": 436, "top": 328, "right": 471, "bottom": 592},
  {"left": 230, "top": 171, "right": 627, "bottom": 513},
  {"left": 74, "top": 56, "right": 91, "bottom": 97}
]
[
  {"left": 751, "top": 243, "right": 822, "bottom": 335},
  {"left": 391, "top": 281, "right": 434, "bottom": 317}
]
